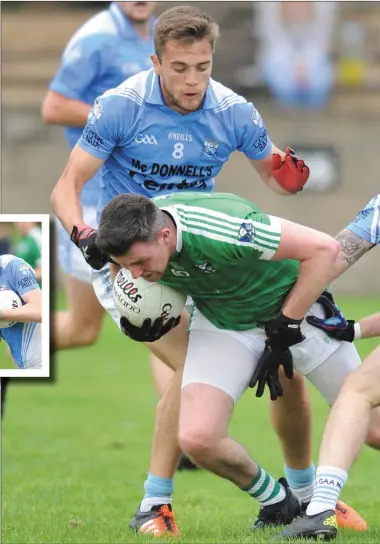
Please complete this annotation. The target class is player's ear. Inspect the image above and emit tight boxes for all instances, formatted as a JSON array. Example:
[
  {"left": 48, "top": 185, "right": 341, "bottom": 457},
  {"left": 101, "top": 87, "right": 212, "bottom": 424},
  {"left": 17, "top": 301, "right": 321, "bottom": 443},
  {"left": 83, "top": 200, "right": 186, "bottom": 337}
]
[
  {"left": 160, "top": 228, "right": 171, "bottom": 243},
  {"left": 151, "top": 54, "right": 161, "bottom": 75}
]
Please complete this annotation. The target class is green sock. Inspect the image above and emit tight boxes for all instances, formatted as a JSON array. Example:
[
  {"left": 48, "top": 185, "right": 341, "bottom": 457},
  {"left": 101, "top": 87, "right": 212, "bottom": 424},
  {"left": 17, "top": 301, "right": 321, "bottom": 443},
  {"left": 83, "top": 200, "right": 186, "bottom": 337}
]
[{"left": 241, "top": 466, "right": 286, "bottom": 506}]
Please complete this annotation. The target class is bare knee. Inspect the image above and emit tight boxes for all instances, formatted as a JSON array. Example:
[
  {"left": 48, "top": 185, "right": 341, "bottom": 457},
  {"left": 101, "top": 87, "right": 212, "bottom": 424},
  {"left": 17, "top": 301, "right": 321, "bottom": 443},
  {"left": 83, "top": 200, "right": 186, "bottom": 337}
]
[
  {"left": 71, "top": 316, "right": 102, "bottom": 347},
  {"left": 365, "top": 404, "right": 380, "bottom": 450},
  {"left": 179, "top": 427, "right": 217, "bottom": 464},
  {"left": 365, "top": 426, "right": 380, "bottom": 450}
]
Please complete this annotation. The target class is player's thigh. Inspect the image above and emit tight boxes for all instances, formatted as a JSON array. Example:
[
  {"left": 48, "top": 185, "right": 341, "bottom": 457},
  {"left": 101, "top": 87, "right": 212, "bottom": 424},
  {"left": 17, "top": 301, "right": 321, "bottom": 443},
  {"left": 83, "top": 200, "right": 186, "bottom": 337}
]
[
  {"left": 63, "top": 274, "right": 104, "bottom": 329},
  {"left": 305, "top": 341, "right": 361, "bottom": 405},
  {"left": 345, "top": 345, "right": 380, "bottom": 406},
  {"left": 180, "top": 382, "right": 235, "bottom": 445},
  {"left": 150, "top": 354, "right": 175, "bottom": 396},
  {"left": 183, "top": 324, "right": 256, "bottom": 405},
  {"left": 145, "top": 311, "right": 189, "bottom": 372}
]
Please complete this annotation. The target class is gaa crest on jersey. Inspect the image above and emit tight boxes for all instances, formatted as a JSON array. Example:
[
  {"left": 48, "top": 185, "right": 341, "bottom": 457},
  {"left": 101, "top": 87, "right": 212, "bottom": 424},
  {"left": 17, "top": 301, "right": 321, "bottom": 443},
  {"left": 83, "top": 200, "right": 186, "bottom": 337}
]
[
  {"left": 238, "top": 222, "right": 255, "bottom": 243},
  {"left": 194, "top": 262, "right": 216, "bottom": 274},
  {"left": 251, "top": 108, "right": 264, "bottom": 128},
  {"left": 202, "top": 138, "right": 219, "bottom": 157},
  {"left": 354, "top": 208, "right": 370, "bottom": 223},
  {"left": 87, "top": 100, "right": 103, "bottom": 126},
  {"left": 19, "top": 264, "right": 33, "bottom": 276}
]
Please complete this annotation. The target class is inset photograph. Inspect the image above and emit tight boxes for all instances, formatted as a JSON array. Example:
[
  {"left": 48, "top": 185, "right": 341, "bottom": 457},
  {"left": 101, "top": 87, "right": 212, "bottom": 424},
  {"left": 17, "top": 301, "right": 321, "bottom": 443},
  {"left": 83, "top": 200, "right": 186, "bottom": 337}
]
[{"left": 0, "top": 216, "right": 49, "bottom": 376}]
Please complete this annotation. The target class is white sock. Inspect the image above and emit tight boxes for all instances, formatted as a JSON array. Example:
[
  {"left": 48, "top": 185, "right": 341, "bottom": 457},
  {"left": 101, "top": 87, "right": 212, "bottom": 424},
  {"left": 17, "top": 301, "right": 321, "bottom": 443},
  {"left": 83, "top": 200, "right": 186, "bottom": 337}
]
[
  {"left": 140, "top": 496, "right": 172, "bottom": 512},
  {"left": 306, "top": 466, "right": 347, "bottom": 516}
]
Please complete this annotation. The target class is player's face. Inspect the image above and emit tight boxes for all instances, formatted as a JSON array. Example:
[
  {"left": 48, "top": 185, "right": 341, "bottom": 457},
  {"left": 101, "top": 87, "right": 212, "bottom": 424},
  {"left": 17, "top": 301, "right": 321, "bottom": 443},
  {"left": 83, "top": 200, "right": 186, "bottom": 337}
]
[
  {"left": 117, "top": 2, "right": 155, "bottom": 23},
  {"left": 151, "top": 39, "right": 213, "bottom": 115},
  {"left": 114, "top": 232, "right": 172, "bottom": 283},
  {"left": 15, "top": 222, "right": 34, "bottom": 236}
]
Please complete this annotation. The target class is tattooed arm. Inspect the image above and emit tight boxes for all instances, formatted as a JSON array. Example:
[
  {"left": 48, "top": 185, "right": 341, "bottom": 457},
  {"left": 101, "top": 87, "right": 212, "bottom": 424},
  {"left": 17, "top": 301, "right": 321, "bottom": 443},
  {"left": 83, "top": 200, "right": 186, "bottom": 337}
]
[{"left": 326, "top": 228, "right": 375, "bottom": 281}]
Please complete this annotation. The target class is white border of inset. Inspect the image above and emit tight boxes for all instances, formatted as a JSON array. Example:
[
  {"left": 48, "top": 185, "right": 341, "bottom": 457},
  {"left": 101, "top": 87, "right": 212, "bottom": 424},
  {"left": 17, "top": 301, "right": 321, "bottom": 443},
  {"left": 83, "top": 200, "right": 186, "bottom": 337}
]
[{"left": 0, "top": 215, "right": 50, "bottom": 377}]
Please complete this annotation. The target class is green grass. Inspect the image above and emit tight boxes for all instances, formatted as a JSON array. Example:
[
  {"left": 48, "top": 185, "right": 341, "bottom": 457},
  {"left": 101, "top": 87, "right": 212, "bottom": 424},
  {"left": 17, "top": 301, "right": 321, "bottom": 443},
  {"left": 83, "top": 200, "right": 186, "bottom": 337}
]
[{"left": 2, "top": 295, "right": 380, "bottom": 543}]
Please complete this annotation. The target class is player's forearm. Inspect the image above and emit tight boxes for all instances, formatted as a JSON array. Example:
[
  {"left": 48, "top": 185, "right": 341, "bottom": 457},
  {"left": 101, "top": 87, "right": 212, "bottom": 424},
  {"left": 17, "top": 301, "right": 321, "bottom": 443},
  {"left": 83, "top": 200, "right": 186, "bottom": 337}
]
[
  {"left": 281, "top": 244, "right": 340, "bottom": 320},
  {"left": 42, "top": 91, "right": 92, "bottom": 127},
  {"left": 51, "top": 177, "right": 84, "bottom": 233},
  {"left": 327, "top": 229, "right": 374, "bottom": 282},
  {"left": 358, "top": 313, "right": 380, "bottom": 339},
  {"left": 1, "top": 303, "right": 42, "bottom": 323}
]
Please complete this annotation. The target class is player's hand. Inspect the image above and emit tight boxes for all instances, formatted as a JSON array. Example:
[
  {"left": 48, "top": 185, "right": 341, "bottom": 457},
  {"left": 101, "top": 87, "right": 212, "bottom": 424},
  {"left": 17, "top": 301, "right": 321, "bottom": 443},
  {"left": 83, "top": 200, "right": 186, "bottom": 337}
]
[
  {"left": 271, "top": 147, "right": 310, "bottom": 193},
  {"left": 307, "top": 291, "right": 355, "bottom": 342},
  {"left": 70, "top": 223, "right": 109, "bottom": 270},
  {"left": 249, "top": 313, "right": 305, "bottom": 400},
  {"left": 120, "top": 315, "right": 181, "bottom": 343},
  {"left": 249, "top": 344, "right": 294, "bottom": 401}
]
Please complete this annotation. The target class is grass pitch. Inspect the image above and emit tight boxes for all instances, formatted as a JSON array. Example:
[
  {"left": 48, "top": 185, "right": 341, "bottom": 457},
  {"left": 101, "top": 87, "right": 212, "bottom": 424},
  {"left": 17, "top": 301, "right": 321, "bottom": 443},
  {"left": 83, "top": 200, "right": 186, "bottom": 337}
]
[{"left": 2, "top": 295, "right": 380, "bottom": 543}]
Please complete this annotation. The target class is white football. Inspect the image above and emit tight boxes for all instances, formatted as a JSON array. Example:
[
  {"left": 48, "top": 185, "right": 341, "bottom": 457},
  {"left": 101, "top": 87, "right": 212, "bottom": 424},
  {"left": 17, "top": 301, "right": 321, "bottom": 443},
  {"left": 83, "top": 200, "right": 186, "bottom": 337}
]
[
  {"left": 113, "top": 267, "right": 186, "bottom": 327},
  {"left": 0, "top": 289, "right": 22, "bottom": 328}
]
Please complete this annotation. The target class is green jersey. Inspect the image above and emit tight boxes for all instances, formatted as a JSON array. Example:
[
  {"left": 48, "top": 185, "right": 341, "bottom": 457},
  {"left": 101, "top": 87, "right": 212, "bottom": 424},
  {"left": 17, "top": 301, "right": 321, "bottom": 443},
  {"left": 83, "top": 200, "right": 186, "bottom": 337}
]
[
  {"left": 14, "top": 227, "right": 42, "bottom": 271},
  {"left": 154, "top": 193, "right": 299, "bottom": 331}
]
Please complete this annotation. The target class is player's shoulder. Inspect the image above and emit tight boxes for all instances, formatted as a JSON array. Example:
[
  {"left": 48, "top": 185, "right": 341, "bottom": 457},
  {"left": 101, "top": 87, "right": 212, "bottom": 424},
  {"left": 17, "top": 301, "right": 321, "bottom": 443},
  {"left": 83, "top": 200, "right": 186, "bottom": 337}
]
[
  {"left": 93, "top": 70, "right": 152, "bottom": 127},
  {"left": 208, "top": 79, "right": 248, "bottom": 114},
  {"left": 100, "top": 69, "right": 152, "bottom": 108},
  {"left": 0, "top": 254, "right": 30, "bottom": 272},
  {"left": 157, "top": 192, "right": 260, "bottom": 217},
  {"left": 63, "top": 9, "right": 118, "bottom": 58}
]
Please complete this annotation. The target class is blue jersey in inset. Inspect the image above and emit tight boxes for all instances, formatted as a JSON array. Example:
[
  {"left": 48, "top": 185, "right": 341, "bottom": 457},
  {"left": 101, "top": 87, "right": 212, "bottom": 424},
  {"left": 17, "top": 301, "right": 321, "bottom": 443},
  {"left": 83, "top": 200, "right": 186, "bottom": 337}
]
[
  {"left": 347, "top": 194, "right": 380, "bottom": 245},
  {"left": 49, "top": 2, "right": 155, "bottom": 206},
  {"left": 78, "top": 69, "right": 272, "bottom": 220},
  {"left": 0, "top": 255, "right": 41, "bottom": 369}
]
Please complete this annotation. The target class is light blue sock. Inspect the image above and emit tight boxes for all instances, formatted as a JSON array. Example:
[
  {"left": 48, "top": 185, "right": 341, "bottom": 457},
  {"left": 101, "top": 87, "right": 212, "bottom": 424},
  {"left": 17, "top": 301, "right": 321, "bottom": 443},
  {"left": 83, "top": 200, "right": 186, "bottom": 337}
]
[
  {"left": 284, "top": 465, "right": 315, "bottom": 503},
  {"left": 141, "top": 473, "right": 174, "bottom": 511}
]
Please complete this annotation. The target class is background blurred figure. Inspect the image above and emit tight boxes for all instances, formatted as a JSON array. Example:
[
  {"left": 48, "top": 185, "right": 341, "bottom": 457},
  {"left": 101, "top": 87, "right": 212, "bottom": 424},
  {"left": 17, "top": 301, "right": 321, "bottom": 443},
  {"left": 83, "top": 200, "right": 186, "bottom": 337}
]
[
  {"left": 0, "top": 224, "right": 11, "bottom": 256},
  {"left": 254, "top": 2, "right": 336, "bottom": 109},
  {"left": 13, "top": 222, "right": 42, "bottom": 283},
  {"left": 41, "top": 2, "right": 156, "bottom": 350}
]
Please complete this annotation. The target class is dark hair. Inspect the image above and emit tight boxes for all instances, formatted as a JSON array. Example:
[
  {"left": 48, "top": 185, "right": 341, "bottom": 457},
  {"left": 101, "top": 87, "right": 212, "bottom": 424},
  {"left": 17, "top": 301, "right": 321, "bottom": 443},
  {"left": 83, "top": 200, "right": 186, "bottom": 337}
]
[
  {"left": 154, "top": 6, "right": 219, "bottom": 60},
  {"left": 97, "top": 194, "right": 166, "bottom": 257}
]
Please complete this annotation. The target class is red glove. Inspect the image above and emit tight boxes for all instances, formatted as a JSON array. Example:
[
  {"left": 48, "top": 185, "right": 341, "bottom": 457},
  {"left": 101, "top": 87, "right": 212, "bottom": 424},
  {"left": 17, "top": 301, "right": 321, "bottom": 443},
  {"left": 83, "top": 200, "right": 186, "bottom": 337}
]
[{"left": 270, "top": 147, "right": 310, "bottom": 194}]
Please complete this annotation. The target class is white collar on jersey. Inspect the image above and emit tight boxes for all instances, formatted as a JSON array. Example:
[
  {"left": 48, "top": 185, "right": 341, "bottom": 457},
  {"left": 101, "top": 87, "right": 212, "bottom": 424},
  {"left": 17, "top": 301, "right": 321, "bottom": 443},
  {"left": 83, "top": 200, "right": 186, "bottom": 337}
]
[{"left": 161, "top": 207, "right": 183, "bottom": 253}]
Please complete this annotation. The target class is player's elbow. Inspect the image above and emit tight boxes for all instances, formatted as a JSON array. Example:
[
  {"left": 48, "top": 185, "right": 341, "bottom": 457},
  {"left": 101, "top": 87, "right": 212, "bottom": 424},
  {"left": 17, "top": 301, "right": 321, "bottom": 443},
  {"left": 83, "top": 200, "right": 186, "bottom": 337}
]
[
  {"left": 315, "top": 236, "right": 340, "bottom": 263},
  {"left": 41, "top": 98, "right": 55, "bottom": 125},
  {"left": 41, "top": 92, "right": 61, "bottom": 125},
  {"left": 51, "top": 182, "right": 62, "bottom": 212}
]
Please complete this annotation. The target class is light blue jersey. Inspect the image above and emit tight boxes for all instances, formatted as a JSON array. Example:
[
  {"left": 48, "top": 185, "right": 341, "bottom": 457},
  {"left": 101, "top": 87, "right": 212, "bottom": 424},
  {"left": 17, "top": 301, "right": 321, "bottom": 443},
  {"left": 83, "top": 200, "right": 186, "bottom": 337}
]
[
  {"left": 78, "top": 69, "right": 272, "bottom": 220},
  {"left": 347, "top": 194, "right": 380, "bottom": 245},
  {"left": 0, "top": 255, "right": 41, "bottom": 369},
  {"left": 49, "top": 2, "right": 155, "bottom": 206}
]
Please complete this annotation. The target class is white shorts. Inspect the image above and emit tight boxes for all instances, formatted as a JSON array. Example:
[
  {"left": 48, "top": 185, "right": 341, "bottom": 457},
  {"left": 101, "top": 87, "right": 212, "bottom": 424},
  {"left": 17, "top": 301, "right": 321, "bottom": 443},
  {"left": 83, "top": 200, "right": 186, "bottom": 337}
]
[
  {"left": 183, "top": 302, "right": 361, "bottom": 404},
  {"left": 92, "top": 263, "right": 121, "bottom": 327},
  {"left": 20, "top": 323, "right": 42, "bottom": 369},
  {"left": 55, "top": 206, "right": 98, "bottom": 284}
]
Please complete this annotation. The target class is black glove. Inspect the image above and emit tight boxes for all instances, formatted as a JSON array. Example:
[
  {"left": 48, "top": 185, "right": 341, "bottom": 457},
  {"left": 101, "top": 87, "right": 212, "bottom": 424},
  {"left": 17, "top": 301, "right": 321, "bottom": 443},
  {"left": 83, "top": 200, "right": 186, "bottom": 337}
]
[
  {"left": 307, "top": 291, "right": 355, "bottom": 342},
  {"left": 70, "top": 223, "right": 109, "bottom": 270},
  {"left": 249, "top": 313, "right": 305, "bottom": 400},
  {"left": 120, "top": 315, "right": 181, "bottom": 343}
]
